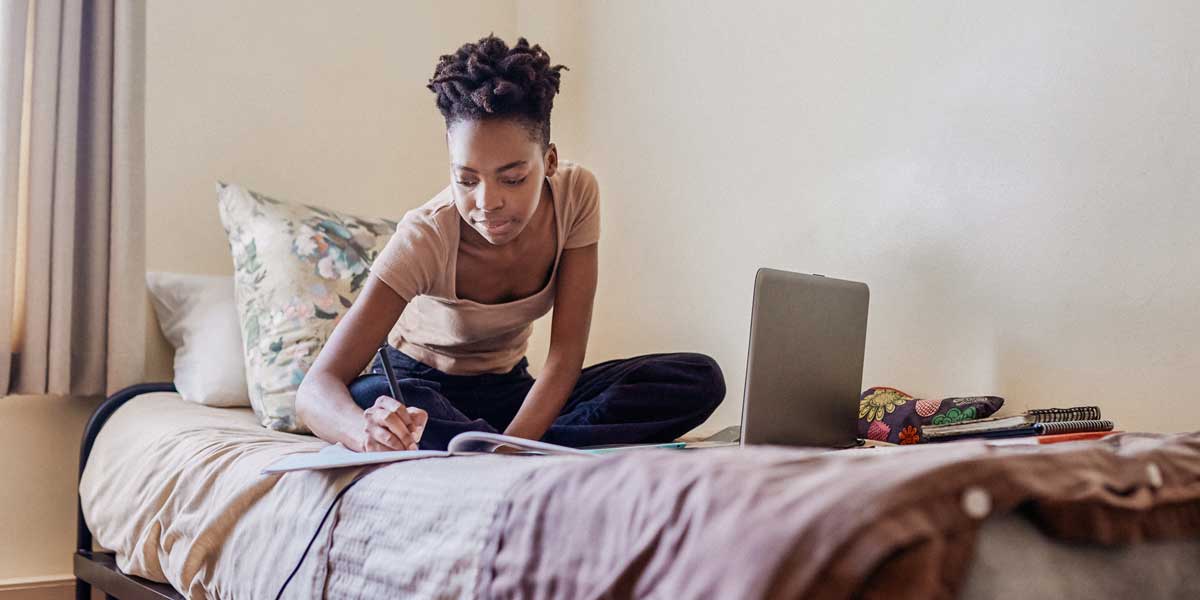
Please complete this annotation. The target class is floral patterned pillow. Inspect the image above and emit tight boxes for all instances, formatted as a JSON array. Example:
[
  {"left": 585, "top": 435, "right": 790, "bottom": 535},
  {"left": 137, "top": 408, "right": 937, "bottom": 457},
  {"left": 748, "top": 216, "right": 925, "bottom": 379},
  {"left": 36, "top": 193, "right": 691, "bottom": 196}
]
[
  {"left": 857, "top": 387, "right": 1004, "bottom": 444},
  {"left": 217, "top": 182, "right": 397, "bottom": 432}
]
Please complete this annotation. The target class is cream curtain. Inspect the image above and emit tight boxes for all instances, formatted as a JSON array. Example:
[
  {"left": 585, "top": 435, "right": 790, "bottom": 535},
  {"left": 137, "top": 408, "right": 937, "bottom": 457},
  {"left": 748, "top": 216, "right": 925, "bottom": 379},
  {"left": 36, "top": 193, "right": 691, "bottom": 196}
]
[{"left": 0, "top": 0, "right": 146, "bottom": 397}]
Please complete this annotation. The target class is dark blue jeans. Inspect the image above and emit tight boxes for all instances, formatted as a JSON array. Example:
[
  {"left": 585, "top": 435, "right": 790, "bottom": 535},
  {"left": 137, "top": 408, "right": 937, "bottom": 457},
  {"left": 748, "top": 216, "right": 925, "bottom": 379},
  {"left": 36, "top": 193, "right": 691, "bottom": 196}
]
[{"left": 348, "top": 347, "right": 725, "bottom": 450}]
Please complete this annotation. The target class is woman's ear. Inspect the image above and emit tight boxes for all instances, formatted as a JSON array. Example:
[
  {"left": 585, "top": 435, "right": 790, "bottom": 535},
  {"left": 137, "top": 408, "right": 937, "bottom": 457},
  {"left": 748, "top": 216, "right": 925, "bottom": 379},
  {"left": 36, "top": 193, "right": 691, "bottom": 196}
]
[{"left": 543, "top": 143, "right": 558, "bottom": 178}]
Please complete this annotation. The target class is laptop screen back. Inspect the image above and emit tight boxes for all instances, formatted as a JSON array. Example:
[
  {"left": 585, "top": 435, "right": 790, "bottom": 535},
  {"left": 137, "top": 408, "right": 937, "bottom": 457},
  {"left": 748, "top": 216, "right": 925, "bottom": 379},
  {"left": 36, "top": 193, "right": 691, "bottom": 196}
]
[{"left": 740, "top": 269, "right": 869, "bottom": 447}]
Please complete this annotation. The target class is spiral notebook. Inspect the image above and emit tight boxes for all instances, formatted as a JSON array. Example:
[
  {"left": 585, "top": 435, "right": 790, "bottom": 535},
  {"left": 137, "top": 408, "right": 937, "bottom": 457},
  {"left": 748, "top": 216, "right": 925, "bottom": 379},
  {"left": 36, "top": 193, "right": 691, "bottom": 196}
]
[
  {"left": 926, "top": 417, "right": 1114, "bottom": 443},
  {"left": 924, "top": 406, "right": 1104, "bottom": 440}
]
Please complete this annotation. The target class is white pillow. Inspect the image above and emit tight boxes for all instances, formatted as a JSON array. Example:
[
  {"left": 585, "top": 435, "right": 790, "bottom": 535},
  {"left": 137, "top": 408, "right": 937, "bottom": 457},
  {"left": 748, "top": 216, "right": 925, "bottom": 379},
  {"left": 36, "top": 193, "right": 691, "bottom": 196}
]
[{"left": 146, "top": 271, "right": 251, "bottom": 407}]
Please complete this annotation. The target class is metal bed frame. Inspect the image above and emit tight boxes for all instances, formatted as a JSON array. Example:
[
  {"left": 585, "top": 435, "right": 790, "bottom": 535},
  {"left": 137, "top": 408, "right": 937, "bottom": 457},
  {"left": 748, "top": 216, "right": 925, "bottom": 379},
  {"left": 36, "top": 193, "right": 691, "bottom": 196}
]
[{"left": 75, "top": 382, "right": 185, "bottom": 600}]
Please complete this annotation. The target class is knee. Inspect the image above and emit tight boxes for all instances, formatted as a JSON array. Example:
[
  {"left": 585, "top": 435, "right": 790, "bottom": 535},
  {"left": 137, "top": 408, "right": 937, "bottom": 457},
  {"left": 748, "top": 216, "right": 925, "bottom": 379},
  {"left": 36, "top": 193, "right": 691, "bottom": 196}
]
[
  {"left": 347, "top": 375, "right": 390, "bottom": 410},
  {"left": 347, "top": 374, "right": 442, "bottom": 411},
  {"left": 670, "top": 353, "right": 726, "bottom": 413}
]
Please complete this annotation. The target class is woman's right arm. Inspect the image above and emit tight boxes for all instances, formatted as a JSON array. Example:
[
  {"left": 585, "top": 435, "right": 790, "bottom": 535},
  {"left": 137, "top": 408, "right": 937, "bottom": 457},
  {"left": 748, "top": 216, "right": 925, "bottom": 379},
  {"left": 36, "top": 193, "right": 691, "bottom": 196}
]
[{"left": 296, "top": 273, "right": 413, "bottom": 451}]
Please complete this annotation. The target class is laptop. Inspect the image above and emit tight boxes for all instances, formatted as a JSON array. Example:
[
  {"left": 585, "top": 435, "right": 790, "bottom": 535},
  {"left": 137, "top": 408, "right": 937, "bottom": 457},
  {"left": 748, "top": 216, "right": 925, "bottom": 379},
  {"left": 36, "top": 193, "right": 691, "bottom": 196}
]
[
  {"left": 738, "top": 268, "right": 869, "bottom": 448},
  {"left": 592, "top": 267, "right": 869, "bottom": 452}
]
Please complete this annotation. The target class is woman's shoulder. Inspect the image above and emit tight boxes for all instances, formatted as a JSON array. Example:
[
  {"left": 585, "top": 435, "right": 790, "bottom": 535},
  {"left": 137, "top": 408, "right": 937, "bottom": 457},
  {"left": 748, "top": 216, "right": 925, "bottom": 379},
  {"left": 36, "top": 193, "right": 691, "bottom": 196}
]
[
  {"left": 553, "top": 161, "right": 601, "bottom": 248},
  {"left": 552, "top": 161, "right": 599, "bottom": 213},
  {"left": 386, "top": 187, "right": 457, "bottom": 260},
  {"left": 371, "top": 188, "right": 456, "bottom": 301},
  {"left": 391, "top": 185, "right": 458, "bottom": 246},
  {"left": 554, "top": 160, "right": 598, "bottom": 191}
]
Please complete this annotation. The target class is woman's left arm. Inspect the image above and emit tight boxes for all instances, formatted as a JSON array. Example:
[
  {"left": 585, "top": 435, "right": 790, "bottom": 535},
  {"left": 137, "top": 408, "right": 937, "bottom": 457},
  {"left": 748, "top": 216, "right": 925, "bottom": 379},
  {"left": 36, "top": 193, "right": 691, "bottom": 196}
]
[{"left": 503, "top": 243, "right": 598, "bottom": 440}]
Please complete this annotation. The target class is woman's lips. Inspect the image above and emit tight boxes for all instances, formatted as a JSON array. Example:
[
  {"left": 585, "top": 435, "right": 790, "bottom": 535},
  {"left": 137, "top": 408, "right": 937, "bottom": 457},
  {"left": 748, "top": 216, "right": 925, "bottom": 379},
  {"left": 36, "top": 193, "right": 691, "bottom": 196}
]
[{"left": 478, "top": 219, "right": 514, "bottom": 234}]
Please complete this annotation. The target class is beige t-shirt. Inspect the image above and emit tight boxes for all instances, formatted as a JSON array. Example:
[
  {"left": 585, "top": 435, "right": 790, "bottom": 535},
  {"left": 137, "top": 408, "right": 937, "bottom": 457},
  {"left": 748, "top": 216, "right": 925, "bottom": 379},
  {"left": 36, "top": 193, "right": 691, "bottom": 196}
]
[{"left": 370, "top": 161, "right": 600, "bottom": 375}]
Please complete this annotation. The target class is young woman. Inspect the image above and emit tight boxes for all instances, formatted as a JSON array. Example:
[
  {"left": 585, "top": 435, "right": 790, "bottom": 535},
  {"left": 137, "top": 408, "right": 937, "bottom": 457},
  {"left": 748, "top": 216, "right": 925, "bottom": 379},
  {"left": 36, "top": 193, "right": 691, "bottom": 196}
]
[{"left": 296, "top": 35, "right": 724, "bottom": 452}]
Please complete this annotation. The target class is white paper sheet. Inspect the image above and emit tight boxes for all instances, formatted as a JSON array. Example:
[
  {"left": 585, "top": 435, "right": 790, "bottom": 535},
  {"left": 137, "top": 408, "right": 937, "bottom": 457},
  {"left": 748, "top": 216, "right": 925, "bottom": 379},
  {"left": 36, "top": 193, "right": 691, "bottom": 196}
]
[{"left": 261, "top": 443, "right": 451, "bottom": 474}]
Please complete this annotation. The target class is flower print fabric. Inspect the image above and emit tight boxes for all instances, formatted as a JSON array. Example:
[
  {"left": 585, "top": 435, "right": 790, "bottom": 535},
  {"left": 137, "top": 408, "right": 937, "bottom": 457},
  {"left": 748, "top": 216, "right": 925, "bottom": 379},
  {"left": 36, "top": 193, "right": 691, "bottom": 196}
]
[
  {"left": 218, "top": 182, "right": 396, "bottom": 432},
  {"left": 857, "top": 386, "right": 1004, "bottom": 444},
  {"left": 858, "top": 387, "right": 910, "bottom": 423}
]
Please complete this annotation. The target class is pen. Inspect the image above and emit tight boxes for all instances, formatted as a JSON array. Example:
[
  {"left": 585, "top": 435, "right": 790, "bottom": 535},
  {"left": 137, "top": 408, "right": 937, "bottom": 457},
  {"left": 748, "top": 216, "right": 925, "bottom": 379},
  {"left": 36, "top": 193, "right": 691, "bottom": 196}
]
[{"left": 376, "top": 343, "right": 407, "bottom": 407}]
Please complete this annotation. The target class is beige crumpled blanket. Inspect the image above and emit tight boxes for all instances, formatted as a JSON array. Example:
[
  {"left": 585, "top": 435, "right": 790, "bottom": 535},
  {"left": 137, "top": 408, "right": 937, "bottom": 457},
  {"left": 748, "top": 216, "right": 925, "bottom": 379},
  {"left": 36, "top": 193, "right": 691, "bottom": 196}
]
[{"left": 79, "top": 392, "right": 581, "bottom": 599}]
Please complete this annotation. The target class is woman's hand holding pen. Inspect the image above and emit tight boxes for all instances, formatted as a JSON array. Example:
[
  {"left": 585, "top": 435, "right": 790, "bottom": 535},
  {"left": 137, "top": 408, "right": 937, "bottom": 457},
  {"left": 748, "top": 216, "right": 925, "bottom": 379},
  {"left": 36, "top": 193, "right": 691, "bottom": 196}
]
[
  {"left": 361, "top": 343, "right": 428, "bottom": 451},
  {"left": 361, "top": 395, "right": 428, "bottom": 451}
]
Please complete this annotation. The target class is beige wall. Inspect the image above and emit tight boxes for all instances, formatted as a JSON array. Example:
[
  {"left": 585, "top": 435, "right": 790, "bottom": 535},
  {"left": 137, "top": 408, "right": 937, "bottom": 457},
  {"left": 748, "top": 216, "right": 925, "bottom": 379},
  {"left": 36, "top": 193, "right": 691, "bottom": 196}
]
[
  {"left": 145, "top": 0, "right": 517, "bottom": 275},
  {"left": 0, "top": 395, "right": 101, "bottom": 582},
  {"left": 519, "top": 0, "right": 1200, "bottom": 433}
]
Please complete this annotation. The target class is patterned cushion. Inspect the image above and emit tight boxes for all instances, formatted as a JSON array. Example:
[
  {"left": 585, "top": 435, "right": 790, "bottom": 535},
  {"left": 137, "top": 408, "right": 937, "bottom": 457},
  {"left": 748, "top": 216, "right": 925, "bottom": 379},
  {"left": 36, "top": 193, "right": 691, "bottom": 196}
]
[
  {"left": 857, "top": 387, "right": 1004, "bottom": 444},
  {"left": 217, "top": 182, "right": 396, "bottom": 432}
]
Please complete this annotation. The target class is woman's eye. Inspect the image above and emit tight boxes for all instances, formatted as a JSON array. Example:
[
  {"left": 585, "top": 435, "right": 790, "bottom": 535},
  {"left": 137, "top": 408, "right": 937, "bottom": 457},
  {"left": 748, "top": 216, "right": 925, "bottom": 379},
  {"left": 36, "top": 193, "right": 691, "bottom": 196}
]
[
  {"left": 503, "top": 177, "right": 527, "bottom": 186},
  {"left": 457, "top": 180, "right": 478, "bottom": 187}
]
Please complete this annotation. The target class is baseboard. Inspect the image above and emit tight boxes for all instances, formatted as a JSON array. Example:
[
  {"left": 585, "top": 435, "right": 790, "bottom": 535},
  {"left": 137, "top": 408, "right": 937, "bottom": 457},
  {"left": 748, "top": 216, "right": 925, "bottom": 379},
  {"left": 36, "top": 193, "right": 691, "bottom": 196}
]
[{"left": 0, "top": 576, "right": 102, "bottom": 600}]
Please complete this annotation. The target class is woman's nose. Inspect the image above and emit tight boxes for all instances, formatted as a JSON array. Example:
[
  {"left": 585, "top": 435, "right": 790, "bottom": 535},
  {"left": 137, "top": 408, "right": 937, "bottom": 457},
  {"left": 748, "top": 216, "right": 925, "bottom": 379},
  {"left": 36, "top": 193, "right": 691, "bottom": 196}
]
[{"left": 475, "top": 185, "right": 504, "bottom": 211}]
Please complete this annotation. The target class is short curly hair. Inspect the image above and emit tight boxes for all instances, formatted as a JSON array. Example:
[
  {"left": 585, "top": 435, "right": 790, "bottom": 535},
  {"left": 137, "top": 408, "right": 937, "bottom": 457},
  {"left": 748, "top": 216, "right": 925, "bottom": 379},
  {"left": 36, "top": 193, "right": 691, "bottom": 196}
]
[{"left": 427, "top": 35, "right": 567, "bottom": 146}]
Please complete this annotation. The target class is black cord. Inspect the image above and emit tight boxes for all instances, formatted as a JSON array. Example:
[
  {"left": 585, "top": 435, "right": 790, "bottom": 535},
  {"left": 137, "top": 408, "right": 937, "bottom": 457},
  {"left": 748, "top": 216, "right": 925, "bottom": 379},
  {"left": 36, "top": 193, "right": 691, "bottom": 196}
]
[{"left": 275, "top": 470, "right": 369, "bottom": 600}]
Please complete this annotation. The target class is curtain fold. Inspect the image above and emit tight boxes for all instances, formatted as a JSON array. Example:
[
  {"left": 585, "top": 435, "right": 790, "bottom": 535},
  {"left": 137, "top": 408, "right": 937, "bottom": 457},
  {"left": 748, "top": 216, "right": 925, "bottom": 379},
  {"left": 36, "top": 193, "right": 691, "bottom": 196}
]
[
  {"left": 0, "top": 0, "right": 146, "bottom": 397},
  {"left": 0, "top": 1, "right": 29, "bottom": 395},
  {"left": 106, "top": 0, "right": 147, "bottom": 396}
]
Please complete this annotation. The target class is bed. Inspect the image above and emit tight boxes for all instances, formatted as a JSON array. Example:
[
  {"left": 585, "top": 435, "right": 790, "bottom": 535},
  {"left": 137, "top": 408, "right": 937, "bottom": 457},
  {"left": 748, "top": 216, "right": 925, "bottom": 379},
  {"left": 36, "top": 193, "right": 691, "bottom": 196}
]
[{"left": 74, "top": 384, "right": 1200, "bottom": 600}]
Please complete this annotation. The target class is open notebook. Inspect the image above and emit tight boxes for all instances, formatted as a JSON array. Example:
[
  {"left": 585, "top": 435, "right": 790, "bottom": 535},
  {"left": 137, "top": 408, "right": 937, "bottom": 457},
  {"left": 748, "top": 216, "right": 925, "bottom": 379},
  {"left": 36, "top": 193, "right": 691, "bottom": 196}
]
[{"left": 261, "top": 431, "right": 688, "bottom": 474}]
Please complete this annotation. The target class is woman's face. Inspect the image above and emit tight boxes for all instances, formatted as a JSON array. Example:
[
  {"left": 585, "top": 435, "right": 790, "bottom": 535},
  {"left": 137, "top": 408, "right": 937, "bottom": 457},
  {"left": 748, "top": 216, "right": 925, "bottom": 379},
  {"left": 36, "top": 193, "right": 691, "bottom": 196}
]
[{"left": 447, "top": 118, "right": 557, "bottom": 247}]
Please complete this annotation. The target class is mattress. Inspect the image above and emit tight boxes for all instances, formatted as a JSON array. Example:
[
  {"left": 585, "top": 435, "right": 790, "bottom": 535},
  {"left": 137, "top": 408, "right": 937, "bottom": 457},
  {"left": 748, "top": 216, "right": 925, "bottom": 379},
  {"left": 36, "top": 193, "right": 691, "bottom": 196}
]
[
  {"left": 962, "top": 515, "right": 1200, "bottom": 599},
  {"left": 80, "top": 392, "right": 1200, "bottom": 599}
]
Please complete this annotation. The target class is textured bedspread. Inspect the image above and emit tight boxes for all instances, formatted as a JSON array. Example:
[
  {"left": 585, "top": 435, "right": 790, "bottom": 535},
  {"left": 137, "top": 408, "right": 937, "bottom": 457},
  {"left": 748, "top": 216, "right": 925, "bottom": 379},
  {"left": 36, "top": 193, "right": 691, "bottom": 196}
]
[
  {"left": 479, "top": 433, "right": 1200, "bottom": 599},
  {"left": 79, "top": 392, "right": 581, "bottom": 599},
  {"left": 81, "top": 393, "right": 1200, "bottom": 599}
]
